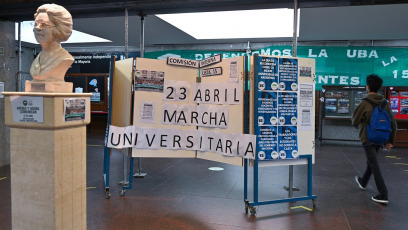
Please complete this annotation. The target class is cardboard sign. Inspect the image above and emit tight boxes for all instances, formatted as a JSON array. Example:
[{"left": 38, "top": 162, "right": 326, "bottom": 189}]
[
  {"left": 199, "top": 54, "right": 222, "bottom": 68},
  {"left": 201, "top": 67, "right": 223, "bottom": 77},
  {"left": 167, "top": 57, "right": 200, "bottom": 68}
]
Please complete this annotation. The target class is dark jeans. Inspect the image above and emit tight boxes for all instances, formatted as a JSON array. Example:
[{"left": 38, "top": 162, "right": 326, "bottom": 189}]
[{"left": 361, "top": 144, "right": 388, "bottom": 198}]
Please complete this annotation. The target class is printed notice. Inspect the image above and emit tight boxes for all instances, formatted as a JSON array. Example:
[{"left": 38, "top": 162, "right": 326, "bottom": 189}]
[
  {"left": 299, "top": 109, "right": 312, "bottom": 130},
  {"left": 278, "top": 126, "right": 298, "bottom": 159},
  {"left": 0, "top": 82, "right": 4, "bottom": 98},
  {"left": 278, "top": 58, "right": 298, "bottom": 91},
  {"left": 256, "top": 91, "right": 278, "bottom": 126},
  {"left": 254, "top": 56, "right": 279, "bottom": 91},
  {"left": 229, "top": 60, "right": 238, "bottom": 82},
  {"left": 299, "top": 84, "right": 313, "bottom": 107},
  {"left": 64, "top": 98, "right": 87, "bottom": 122},
  {"left": 257, "top": 126, "right": 278, "bottom": 160},
  {"left": 10, "top": 96, "right": 44, "bottom": 123},
  {"left": 140, "top": 102, "right": 155, "bottom": 123},
  {"left": 278, "top": 92, "right": 298, "bottom": 126}
]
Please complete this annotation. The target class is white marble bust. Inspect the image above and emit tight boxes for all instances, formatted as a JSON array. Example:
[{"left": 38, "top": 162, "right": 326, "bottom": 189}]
[{"left": 30, "top": 4, "right": 74, "bottom": 82}]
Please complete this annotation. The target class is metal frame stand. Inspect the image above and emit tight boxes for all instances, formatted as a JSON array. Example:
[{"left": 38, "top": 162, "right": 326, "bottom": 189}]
[
  {"left": 133, "top": 158, "right": 147, "bottom": 178},
  {"left": 132, "top": 14, "right": 148, "bottom": 179},
  {"left": 103, "top": 56, "right": 116, "bottom": 199},
  {"left": 244, "top": 155, "right": 317, "bottom": 215}
]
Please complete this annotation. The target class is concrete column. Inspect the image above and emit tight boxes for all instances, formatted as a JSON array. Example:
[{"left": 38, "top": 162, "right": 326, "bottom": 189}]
[{"left": 0, "top": 21, "right": 17, "bottom": 166}]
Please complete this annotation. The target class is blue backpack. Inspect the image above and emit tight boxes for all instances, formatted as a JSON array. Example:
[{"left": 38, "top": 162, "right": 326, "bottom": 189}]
[{"left": 362, "top": 98, "right": 392, "bottom": 144}]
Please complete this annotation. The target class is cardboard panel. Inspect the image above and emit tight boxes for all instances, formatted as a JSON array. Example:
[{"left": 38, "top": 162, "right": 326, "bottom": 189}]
[
  {"left": 250, "top": 55, "right": 316, "bottom": 167},
  {"left": 196, "top": 56, "right": 245, "bottom": 166},
  {"left": 111, "top": 58, "right": 133, "bottom": 127},
  {"left": 132, "top": 58, "right": 197, "bottom": 158}
]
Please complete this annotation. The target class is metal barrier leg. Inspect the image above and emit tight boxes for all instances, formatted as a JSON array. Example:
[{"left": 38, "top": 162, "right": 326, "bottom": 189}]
[
  {"left": 284, "top": 165, "right": 300, "bottom": 195},
  {"left": 118, "top": 149, "right": 130, "bottom": 186},
  {"left": 133, "top": 158, "right": 147, "bottom": 178}
]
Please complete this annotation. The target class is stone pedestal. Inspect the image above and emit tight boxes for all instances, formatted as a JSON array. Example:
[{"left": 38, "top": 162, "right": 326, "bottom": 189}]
[
  {"left": 3, "top": 92, "right": 91, "bottom": 230},
  {"left": 25, "top": 81, "right": 73, "bottom": 93}
]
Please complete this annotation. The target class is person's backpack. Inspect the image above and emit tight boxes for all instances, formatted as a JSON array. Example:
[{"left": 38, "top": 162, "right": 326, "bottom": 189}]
[{"left": 362, "top": 98, "right": 392, "bottom": 144}]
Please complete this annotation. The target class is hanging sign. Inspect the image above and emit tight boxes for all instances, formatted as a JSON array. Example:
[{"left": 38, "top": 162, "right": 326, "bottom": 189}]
[
  {"left": 201, "top": 67, "right": 223, "bottom": 77},
  {"left": 199, "top": 54, "right": 222, "bottom": 68},
  {"left": 167, "top": 57, "right": 199, "bottom": 68}
]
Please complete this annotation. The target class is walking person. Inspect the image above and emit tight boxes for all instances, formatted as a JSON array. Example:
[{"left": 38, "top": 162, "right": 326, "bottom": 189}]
[{"left": 352, "top": 74, "right": 397, "bottom": 204}]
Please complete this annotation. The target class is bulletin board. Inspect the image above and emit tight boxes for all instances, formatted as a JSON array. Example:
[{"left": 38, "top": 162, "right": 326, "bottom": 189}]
[
  {"left": 127, "top": 56, "right": 252, "bottom": 164},
  {"left": 250, "top": 55, "right": 316, "bottom": 166}
]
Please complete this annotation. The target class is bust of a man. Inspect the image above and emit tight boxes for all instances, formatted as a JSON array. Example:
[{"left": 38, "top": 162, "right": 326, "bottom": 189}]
[{"left": 29, "top": 4, "right": 74, "bottom": 82}]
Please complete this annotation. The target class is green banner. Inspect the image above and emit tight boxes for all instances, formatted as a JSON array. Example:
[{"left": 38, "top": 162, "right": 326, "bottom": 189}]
[{"left": 145, "top": 46, "right": 408, "bottom": 90}]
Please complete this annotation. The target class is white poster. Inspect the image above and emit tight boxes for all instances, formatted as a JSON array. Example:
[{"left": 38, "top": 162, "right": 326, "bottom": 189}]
[
  {"left": 106, "top": 125, "right": 256, "bottom": 159},
  {"left": 192, "top": 82, "right": 242, "bottom": 105},
  {"left": 10, "top": 96, "right": 44, "bottom": 123},
  {"left": 299, "top": 84, "right": 314, "bottom": 107},
  {"left": 162, "top": 103, "right": 228, "bottom": 128},
  {"left": 140, "top": 102, "right": 155, "bottom": 123},
  {"left": 228, "top": 60, "right": 239, "bottom": 83},
  {"left": 0, "top": 82, "right": 4, "bottom": 98},
  {"left": 162, "top": 80, "right": 191, "bottom": 102},
  {"left": 299, "top": 108, "right": 312, "bottom": 130},
  {"left": 298, "top": 84, "right": 314, "bottom": 130}
]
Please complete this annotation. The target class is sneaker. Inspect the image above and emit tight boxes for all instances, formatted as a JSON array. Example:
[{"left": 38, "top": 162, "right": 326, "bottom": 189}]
[
  {"left": 355, "top": 176, "right": 366, "bottom": 190},
  {"left": 371, "top": 194, "right": 388, "bottom": 204}
]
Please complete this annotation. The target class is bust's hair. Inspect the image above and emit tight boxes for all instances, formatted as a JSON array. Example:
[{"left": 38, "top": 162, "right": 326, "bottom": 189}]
[{"left": 34, "top": 4, "right": 73, "bottom": 42}]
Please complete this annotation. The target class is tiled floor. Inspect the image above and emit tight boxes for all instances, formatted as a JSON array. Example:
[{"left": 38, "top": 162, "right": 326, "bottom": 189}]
[{"left": 1, "top": 131, "right": 407, "bottom": 230}]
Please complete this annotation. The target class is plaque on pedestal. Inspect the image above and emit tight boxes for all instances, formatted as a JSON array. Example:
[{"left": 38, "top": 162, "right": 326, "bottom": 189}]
[{"left": 25, "top": 81, "right": 73, "bottom": 93}]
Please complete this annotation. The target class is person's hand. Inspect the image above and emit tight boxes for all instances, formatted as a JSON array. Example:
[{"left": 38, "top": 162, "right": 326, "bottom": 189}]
[{"left": 385, "top": 143, "right": 393, "bottom": 150}]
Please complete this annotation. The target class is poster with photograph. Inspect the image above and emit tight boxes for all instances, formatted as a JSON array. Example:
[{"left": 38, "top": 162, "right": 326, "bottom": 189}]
[
  {"left": 391, "top": 98, "right": 399, "bottom": 109},
  {"left": 134, "top": 69, "right": 165, "bottom": 92},
  {"left": 401, "top": 98, "right": 408, "bottom": 106},
  {"left": 337, "top": 99, "right": 350, "bottom": 114},
  {"left": 401, "top": 107, "right": 408, "bottom": 115},
  {"left": 299, "top": 66, "right": 312, "bottom": 77},
  {"left": 64, "top": 98, "right": 87, "bottom": 122}
]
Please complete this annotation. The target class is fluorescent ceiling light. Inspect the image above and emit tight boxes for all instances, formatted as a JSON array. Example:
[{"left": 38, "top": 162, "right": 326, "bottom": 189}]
[
  {"left": 15, "top": 21, "right": 111, "bottom": 44},
  {"left": 157, "top": 9, "right": 299, "bottom": 39}
]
